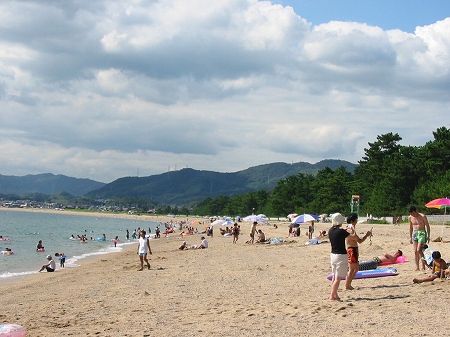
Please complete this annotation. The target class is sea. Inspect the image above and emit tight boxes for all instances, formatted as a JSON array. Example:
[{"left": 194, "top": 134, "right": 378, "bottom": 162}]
[{"left": 0, "top": 209, "right": 161, "bottom": 282}]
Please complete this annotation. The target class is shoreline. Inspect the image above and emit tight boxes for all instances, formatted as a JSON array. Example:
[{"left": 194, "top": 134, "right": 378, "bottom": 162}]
[{"left": 0, "top": 206, "right": 196, "bottom": 224}]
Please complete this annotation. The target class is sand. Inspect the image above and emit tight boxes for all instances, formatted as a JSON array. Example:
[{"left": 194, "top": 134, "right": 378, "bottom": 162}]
[{"left": 1, "top": 211, "right": 450, "bottom": 337}]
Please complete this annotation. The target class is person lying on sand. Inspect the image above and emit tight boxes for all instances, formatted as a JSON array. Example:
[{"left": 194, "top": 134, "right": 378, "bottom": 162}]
[{"left": 373, "top": 250, "right": 403, "bottom": 265}]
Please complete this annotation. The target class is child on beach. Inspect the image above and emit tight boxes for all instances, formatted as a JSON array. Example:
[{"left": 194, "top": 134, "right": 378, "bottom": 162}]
[
  {"left": 55, "top": 253, "right": 67, "bottom": 268},
  {"left": 421, "top": 244, "right": 434, "bottom": 270},
  {"left": 137, "top": 230, "right": 152, "bottom": 271},
  {"left": 179, "top": 241, "right": 188, "bottom": 250},
  {"left": 308, "top": 221, "right": 315, "bottom": 240},
  {"left": 413, "top": 251, "right": 449, "bottom": 283}
]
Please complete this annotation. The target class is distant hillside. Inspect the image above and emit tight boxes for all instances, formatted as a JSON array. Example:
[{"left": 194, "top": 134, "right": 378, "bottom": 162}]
[
  {"left": 87, "top": 160, "right": 357, "bottom": 205},
  {"left": 0, "top": 173, "right": 105, "bottom": 197}
]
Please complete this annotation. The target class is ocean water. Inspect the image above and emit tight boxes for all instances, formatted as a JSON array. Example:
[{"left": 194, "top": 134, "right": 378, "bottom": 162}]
[{"left": 0, "top": 210, "right": 160, "bottom": 281}]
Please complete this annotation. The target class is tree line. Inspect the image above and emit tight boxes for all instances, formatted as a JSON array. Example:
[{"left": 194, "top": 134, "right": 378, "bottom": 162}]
[{"left": 191, "top": 126, "right": 450, "bottom": 218}]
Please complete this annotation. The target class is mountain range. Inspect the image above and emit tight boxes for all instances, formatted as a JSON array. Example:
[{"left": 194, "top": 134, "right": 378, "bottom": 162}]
[
  {"left": 0, "top": 173, "right": 105, "bottom": 197},
  {"left": 0, "top": 160, "right": 357, "bottom": 205}
]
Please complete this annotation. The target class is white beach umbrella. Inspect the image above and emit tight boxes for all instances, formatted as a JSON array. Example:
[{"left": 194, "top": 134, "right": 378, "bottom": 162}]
[
  {"left": 210, "top": 219, "right": 226, "bottom": 226},
  {"left": 243, "top": 215, "right": 267, "bottom": 223}
]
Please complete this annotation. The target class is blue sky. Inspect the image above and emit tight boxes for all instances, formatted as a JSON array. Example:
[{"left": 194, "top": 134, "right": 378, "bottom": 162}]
[
  {"left": 0, "top": 0, "right": 448, "bottom": 183},
  {"left": 273, "top": 0, "right": 450, "bottom": 32}
]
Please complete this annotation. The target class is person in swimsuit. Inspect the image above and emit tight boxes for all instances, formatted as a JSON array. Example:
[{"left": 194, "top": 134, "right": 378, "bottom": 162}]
[
  {"left": 249, "top": 222, "right": 257, "bottom": 244},
  {"left": 372, "top": 250, "right": 403, "bottom": 265},
  {"left": 178, "top": 241, "right": 188, "bottom": 250},
  {"left": 308, "top": 221, "right": 315, "bottom": 240},
  {"left": 413, "top": 251, "right": 449, "bottom": 283},
  {"left": 232, "top": 223, "right": 240, "bottom": 244},
  {"left": 409, "top": 206, "right": 431, "bottom": 271},
  {"left": 36, "top": 240, "right": 44, "bottom": 251},
  {"left": 254, "top": 229, "right": 266, "bottom": 243},
  {"left": 345, "top": 213, "right": 372, "bottom": 290}
]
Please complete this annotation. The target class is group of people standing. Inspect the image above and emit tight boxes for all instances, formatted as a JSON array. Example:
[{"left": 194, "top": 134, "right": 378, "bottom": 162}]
[
  {"left": 328, "top": 212, "right": 372, "bottom": 301},
  {"left": 329, "top": 205, "right": 446, "bottom": 301}
]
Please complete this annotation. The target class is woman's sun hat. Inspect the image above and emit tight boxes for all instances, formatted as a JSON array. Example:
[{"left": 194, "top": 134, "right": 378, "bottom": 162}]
[{"left": 331, "top": 213, "right": 345, "bottom": 226}]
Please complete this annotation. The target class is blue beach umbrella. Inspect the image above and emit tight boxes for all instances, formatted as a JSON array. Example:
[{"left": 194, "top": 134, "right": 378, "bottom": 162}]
[{"left": 291, "top": 214, "right": 319, "bottom": 224}]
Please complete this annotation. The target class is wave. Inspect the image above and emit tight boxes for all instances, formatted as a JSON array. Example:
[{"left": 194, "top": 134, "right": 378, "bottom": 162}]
[{"left": 0, "top": 241, "right": 137, "bottom": 279}]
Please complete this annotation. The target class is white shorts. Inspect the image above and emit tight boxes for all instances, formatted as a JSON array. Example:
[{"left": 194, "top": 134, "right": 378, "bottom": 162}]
[{"left": 330, "top": 253, "right": 348, "bottom": 278}]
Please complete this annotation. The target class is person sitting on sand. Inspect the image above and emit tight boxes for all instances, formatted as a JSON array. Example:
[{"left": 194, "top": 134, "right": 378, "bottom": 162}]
[
  {"left": 306, "top": 230, "right": 327, "bottom": 245},
  {"left": 191, "top": 237, "right": 209, "bottom": 249},
  {"left": 421, "top": 244, "right": 434, "bottom": 270},
  {"left": 413, "top": 251, "right": 449, "bottom": 283},
  {"left": 200, "top": 236, "right": 208, "bottom": 249},
  {"left": 179, "top": 241, "right": 188, "bottom": 250},
  {"left": 254, "top": 229, "right": 266, "bottom": 243},
  {"left": 39, "top": 255, "right": 56, "bottom": 272}
]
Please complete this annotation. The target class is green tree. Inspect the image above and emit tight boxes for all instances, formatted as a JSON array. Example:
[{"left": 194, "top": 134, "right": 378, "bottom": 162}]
[
  {"left": 309, "top": 166, "right": 354, "bottom": 215},
  {"left": 268, "top": 173, "right": 314, "bottom": 216}
]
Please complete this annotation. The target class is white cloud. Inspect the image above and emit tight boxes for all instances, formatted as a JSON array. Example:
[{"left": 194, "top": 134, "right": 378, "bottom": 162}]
[{"left": 0, "top": 0, "right": 448, "bottom": 182}]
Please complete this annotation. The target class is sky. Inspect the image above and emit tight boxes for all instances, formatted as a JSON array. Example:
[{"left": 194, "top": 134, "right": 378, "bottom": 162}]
[{"left": 0, "top": 0, "right": 449, "bottom": 183}]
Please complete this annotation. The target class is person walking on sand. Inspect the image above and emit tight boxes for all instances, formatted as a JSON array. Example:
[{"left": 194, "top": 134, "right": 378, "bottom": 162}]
[
  {"left": 328, "top": 213, "right": 352, "bottom": 301},
  {"left": 345, "top": 213, "right": 372, "bottom": 290},
  {"left": 232, "top": 223, "right": 240, "bottom": 244},
  {"left": 137, "top": 230, "right": 152, "bottom": 271},
  {"left": 409, "top": 205, "right": 430, "bottom": 271}
]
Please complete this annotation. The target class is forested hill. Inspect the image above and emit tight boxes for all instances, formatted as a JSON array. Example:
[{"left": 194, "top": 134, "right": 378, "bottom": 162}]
[
  {"left": 0, "top": 173, "right": 105, "bottom": 197},
  {"left": 87, "top": 160, "right": 357, "bottom": 205}
]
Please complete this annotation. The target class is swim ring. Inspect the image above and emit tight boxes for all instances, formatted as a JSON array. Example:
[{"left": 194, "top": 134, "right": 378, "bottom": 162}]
[
  {"left": 0, "top": 323, "right": 26, "bottom": 336},
  {"left": 97, "top": 238, "right": 106, "bottom": 241},
  {"left": 0, "top": 237, "right": 10, "bottom": 241},
  {"left": 37, "top": 248, "right": 45, "bottom": 252},
  {"left": 1, "top": 250, "right": 14, "bottom": 255}
]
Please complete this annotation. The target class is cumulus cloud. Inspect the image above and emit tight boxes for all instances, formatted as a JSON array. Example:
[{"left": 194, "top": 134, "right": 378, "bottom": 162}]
[{"left": 0, "top": 0, "right": 448, "bottom": 182}]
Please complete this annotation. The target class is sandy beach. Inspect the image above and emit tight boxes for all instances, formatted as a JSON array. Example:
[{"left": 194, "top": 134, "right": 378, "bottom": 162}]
[{"left": 1, "top": 210, "right": 450, "bottom": 337}]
